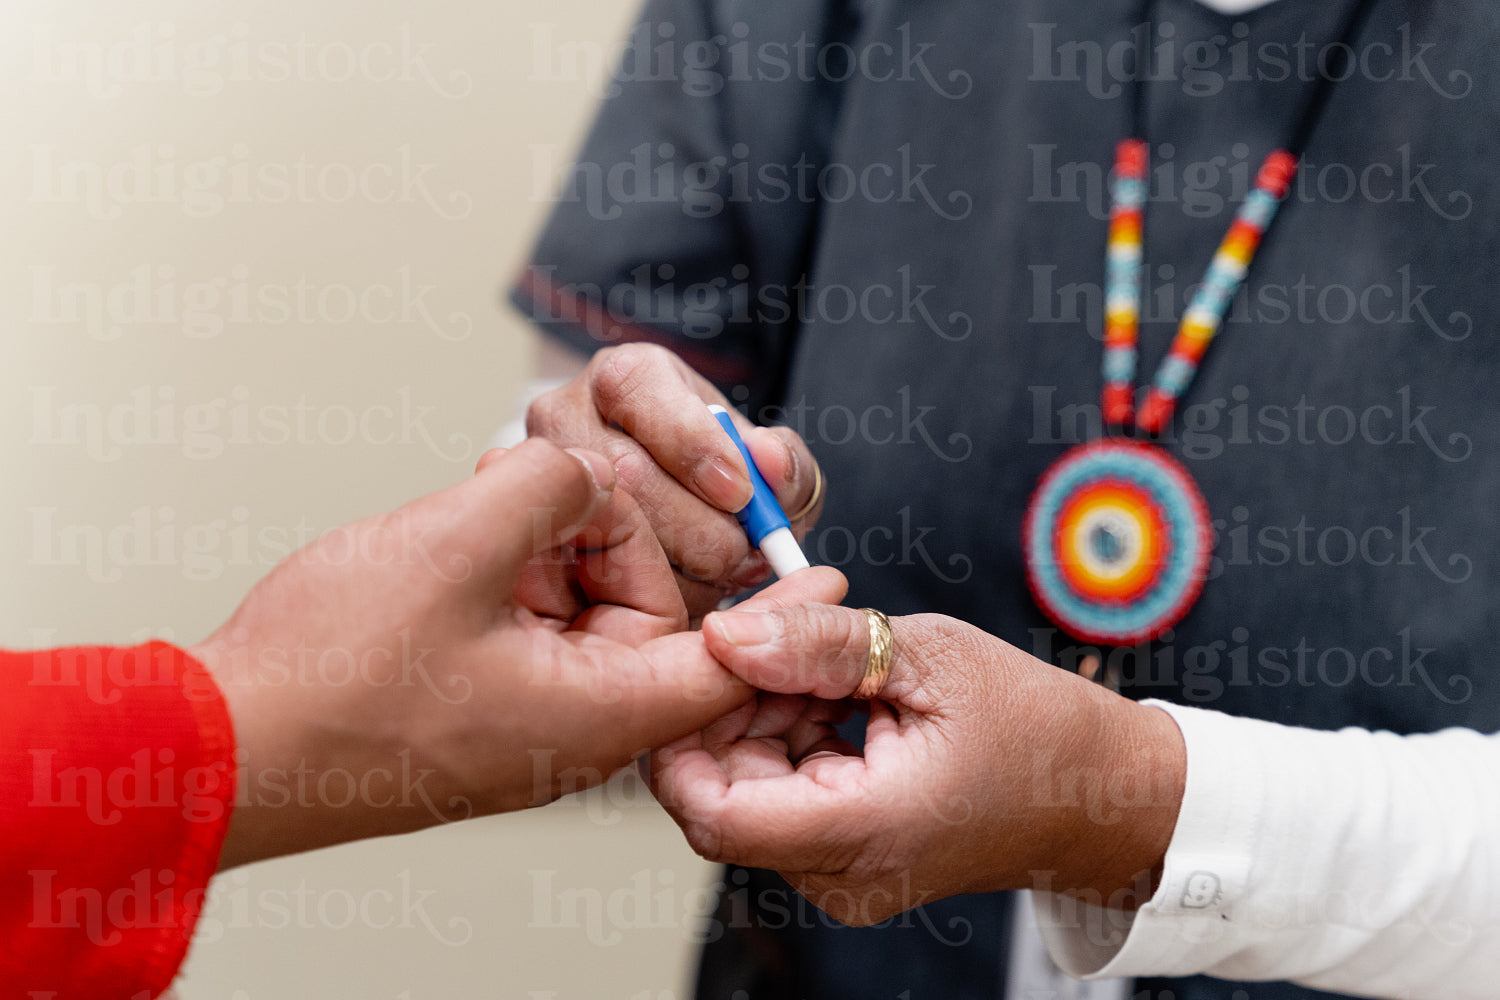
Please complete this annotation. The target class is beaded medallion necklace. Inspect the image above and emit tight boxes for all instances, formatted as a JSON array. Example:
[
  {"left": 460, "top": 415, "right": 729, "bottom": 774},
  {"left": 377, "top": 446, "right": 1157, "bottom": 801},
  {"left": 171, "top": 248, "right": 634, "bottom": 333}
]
[{"left": 1022, "top": 0, "right": 1380, "bottom": 646}]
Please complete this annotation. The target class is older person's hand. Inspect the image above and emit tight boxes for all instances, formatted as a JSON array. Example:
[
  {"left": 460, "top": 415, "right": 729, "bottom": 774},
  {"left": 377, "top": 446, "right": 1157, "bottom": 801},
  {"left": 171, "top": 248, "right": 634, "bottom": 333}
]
[
  {"left": 192, "top": 437, "right": 847, "bottom": 869},
  {"left": 648, "top": 604, "right": 1187, "bottom": 925},
  {"left": 526, "top": 343, "right": 825, "bottom": 618}
]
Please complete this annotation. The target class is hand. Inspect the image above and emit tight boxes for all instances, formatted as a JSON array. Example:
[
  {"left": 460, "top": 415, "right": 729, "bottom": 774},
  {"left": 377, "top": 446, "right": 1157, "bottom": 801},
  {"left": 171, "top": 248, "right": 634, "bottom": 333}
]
[
  {"left": 191, "top": 437, "right": 848, "bottom": 869},
  {"left": 648, "top": 604, "right": 1186, "bottom": 925},
  {"left": 526, "top": 343, "right": 825, "bottom": 618}
]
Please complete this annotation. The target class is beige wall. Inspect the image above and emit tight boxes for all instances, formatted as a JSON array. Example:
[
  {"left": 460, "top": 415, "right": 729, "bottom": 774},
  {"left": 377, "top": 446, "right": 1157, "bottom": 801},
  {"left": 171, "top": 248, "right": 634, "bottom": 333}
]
[{"left": 1, "top": 2, "right": 719, "bottom": 996}]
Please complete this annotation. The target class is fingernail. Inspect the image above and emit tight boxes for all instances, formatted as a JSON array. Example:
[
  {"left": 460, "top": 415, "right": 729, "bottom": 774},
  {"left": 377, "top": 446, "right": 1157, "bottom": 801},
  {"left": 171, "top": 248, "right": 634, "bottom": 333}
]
[
  {"left": 565, "top": 448, "right": 616, "bottom": 495},
  {"left": 728, "top": 553, "right": 771, "bottom": 591},
  {"left": 777, "top": 435, "right": 798, "bottom": 488},
  {"left": 694, "top": 455, "right": 753, "bottom": 512},
  {"left": 745, "top": 426, "right": 795, "bottom": 488},
  {"left": 710, "top": 610, "right": 776, "bottom": 646},
  {"left": 799, "top": 750, "right": 844, "bottom": 766}
]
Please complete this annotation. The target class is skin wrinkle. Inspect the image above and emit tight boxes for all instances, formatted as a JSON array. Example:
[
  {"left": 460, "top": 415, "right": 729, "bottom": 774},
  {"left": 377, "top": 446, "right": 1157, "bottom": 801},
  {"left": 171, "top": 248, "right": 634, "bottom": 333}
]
[
  {"left": 203, "top": 438, "right": 848, "bottom": 870},
  {"left": 525, "top": 374, "right": 602, "bottom": 442},
  {"left": 591, "top": 348, "right": 669, "bottom": 440},
  {"left": 652, "top": 601, "right": 1187, "bottom": 922},
  {"left": 533, "top": 343, "right": 826, "bottom": 618},
  {"left": 527, "top": 346, "right": 1184, "bottom": 918},
  {"left": 881, "top": 615, "right": 977, "bottom": 718},
  {"left": 593, "top": 347, "right": 727, "bottom": 482}
]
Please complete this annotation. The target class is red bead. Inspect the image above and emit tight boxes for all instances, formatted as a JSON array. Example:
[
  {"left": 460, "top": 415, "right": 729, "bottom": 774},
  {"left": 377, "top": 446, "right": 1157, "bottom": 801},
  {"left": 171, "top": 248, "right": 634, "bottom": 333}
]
[
  {"left": 1256, "top": 151, "right": 1299, "bottom": 199},
  {"left": 1116, "top": 139, "right": 1148, "bottom": 178},
  {"left": 1137, "top": 389, "right": 1176, "bottom": 435},
  {"left": 1102, "top": 385, "right": 1135, "bottom": 425}
]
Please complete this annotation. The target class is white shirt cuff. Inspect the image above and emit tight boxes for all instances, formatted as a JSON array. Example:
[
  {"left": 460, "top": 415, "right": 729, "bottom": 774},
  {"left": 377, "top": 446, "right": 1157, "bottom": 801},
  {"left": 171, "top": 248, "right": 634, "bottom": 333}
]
[
  {"left": 1035, "top": 701, "right": 1500, "bottom": 999},
  {"left": 1035, "top": 700, "right": 1259, "bottom": 979}
]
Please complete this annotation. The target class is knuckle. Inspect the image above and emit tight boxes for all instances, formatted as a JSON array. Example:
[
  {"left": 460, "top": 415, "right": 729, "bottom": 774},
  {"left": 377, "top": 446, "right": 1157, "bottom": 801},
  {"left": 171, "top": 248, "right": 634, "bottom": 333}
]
[
  {"left": 900, "top": 613, "right": 993, "bottom": 704},
  {"left": 525, "top": 389, "right": 562, "bottom": 435},
  {"left": 904, "top": 614, "right": 983, "bottom": 660},
  {"left": 776, "top": 605, "right": 865, "bottom": 686},
  {"left": 590, "top": 343, "right": 669, "bottom": 412},
  {"left": 610, "top": 447, "right": 660, "bottom": 497},
  {"left": 592, "top": 430, "right": 641, "bottom": 471},
  {"left": 670, "top": 519, "right": 743, "bottom": 582},
  {"left": 526, "top": 385, "right": 592, "bottom": 443},
  {"left": 809, "top": 605, "right": 864, "bottom": 655},
  {"left": 608, "top": 452, "right": 745, "bottom": 580}
]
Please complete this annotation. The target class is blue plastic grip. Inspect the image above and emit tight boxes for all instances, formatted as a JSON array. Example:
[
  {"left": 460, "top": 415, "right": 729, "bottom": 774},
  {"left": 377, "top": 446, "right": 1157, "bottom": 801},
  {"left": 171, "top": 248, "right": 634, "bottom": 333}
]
[{"left": 708, "top": 405, "right": 790, "bottom": 545}]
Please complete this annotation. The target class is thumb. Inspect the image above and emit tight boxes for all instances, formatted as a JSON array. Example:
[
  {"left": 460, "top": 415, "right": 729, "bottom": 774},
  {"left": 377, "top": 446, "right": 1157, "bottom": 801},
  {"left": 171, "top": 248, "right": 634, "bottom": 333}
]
[
  {"left": 701, "top": 603, "right": 914, "bottom": 703},
  {"left": 430, "top": 437, "right": 615, "bottom": 592}
]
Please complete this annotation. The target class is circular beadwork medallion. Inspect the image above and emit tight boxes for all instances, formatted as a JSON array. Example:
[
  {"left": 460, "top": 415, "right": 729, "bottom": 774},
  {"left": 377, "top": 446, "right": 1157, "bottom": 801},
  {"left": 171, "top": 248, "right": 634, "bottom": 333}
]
[{"left": 1023, "top": 439, "right": 1211, "bottom": 646}]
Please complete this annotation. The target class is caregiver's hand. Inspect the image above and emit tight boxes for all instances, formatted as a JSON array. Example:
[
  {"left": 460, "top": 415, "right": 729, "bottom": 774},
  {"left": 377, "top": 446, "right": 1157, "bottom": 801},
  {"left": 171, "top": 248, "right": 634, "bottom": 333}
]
[
  {"left": 527, "top": 343, "right": 825, "bottom": 618},
  {"left": 191, "top": 437, "right": 848, "bottom": 869},
  {"left": 649, "top": 604, "right": 1187, "bottom": 926}
]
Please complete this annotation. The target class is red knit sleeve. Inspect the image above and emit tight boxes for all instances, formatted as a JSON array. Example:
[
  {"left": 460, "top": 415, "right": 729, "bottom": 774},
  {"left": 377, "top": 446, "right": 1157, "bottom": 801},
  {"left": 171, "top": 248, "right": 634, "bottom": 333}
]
[{"left": 0, "top": 642, "right": 237, "bottom": 999}]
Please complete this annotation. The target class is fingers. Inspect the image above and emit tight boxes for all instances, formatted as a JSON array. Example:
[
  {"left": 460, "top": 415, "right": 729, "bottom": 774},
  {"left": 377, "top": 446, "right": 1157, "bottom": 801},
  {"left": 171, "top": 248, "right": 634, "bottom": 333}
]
[
  {"left": 700, "top": 602, "right": 898, "bottom": 702},
  {"left": 529, "top": 344, "right": 823, "bottom": 605},
  {"left": 529, "top": 368, "right": 759, "bottom": 607},
  {"left": 743, "top": 425, "right": 826, "bottom": 533},
  {"left": 480, "top": 441, "right": 691, "bottom": 639},
  {"left": 649, "top": 742, "right": 869, "bottom": 873},
  {"left": 579, "top": 628, "right": 757, "bottom": 753},
  {"left": 494, "top": 627, "right": 756, "bottom": 810},
  {"left": 428, "top": 438, "right": 614, "bottom": 594},
  {"left": 737, "top": 566, "right": 849, "bottom": 610},
  {"left": 721, "top": 738, "right": 797, "bottom": 783},
  {"left": 679, "top": 574, "right": 734, "bottom": 627},
  {"left": 574, "top": 618, "right": 843, "bottom": 791},
  {"left": 473, "top": 447, "right": 508, "bottom": 474},
  {"left": 584, "top": 343, "right": 753, "bottom": 512},
  {"left": 784, "top": 700, "right": 850, "bottom": 761},
  {"left": 568, "top": 487, "right": 689, "bottom": 644}
]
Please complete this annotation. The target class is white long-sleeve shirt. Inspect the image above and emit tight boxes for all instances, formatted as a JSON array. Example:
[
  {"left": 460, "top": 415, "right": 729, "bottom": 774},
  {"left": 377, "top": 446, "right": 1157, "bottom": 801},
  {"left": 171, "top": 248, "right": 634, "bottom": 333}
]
[{"left": 1038, "top": 702, "right": 1500, "bottom": 1000}]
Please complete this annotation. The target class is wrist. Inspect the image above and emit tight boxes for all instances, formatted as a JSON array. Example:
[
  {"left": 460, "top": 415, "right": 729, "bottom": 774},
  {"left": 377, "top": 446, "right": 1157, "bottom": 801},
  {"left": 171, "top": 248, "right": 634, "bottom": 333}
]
[
  {"left": 1059, "top": 694, "right": 1186, "bottom": 907},
  {"left": 189, "top": 629, "right": 346, "bottom": 870},
  {"left": 191, "top": 628, "right": 473, "bottom": 869},
  {"left": 189, "top": 631, "right": 273, "bottom": 870}
]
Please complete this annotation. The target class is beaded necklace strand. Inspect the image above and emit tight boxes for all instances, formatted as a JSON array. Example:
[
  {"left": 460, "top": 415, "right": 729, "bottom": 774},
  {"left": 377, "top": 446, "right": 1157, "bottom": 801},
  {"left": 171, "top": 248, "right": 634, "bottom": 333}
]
[
  {"left": 1022, "top": 0, "right": 1384, "bottom": 646},
  {"left": 1103, "top": 0, "right": 1382, "bottom": 435}
]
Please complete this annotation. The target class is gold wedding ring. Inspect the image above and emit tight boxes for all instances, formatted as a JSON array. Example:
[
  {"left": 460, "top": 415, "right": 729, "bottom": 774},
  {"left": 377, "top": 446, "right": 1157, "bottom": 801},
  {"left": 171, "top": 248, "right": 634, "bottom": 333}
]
[
  {"left": 854, "top": 608, "right": 894, "bottom": 700},
  {"left": 786, "top": 460, "right": 825, "bottom": 522}
]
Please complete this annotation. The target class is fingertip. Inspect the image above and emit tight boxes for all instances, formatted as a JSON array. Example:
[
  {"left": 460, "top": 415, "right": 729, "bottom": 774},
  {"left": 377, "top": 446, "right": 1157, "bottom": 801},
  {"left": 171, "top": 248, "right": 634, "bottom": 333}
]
[
  {"left": 434, "top": 437, "right": 617, "bottom": 594},
  {"left": 564, "top": 447, "right": 617, "bottom": 497},
  {"left": 808, "top": 566, "right": 850, "bottom": 604},
  {"left": 745, "top": 426, "right": 796, "bottom": 489},
  {"left": 700, "top": 613, "right": 736, "bottom": 664},
  {"left": 751, "top": 566, "right": 849, "bottom": 608},
  {"left": 482, "top": 438, "right": 614, "bottom": 553},
  {"left": 475, "top": 446, "right": 509, "bottom": 474},
  {"left": 700, "top": 614, "right": 763, "bottom": 688}
]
